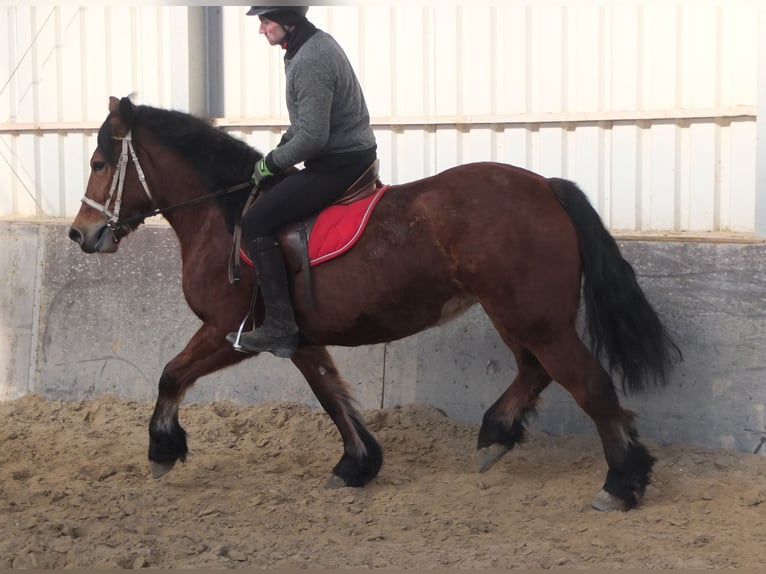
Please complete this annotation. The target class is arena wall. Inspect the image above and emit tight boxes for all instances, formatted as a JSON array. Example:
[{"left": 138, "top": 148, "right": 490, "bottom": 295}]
[{"left": 3, "top": 220, "right": 766, "bottom": 455}]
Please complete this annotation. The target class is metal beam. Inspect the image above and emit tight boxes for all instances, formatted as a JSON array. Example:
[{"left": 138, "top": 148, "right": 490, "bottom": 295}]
[
  {"left": 1, "top": 107, "right": 755, "bottom": 134},
  {"left": 203, "top": 6, "right": 224, "bottom": 118},
  {"left": 756, "top": 6, "right": 766, "bottom": 237}
]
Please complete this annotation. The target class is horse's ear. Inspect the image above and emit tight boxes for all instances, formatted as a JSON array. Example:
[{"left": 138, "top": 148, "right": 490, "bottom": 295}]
[
  {"left": 118, "top": 96, "right": 135, "bottom": 129},
  {"left": 105, "top": 95, "right": 133, "bottom": 137}
]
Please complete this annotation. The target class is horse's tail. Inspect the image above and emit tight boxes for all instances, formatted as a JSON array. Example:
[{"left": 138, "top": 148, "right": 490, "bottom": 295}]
[{"left": 549, "top": 177, "right": 681, "bottom": 394}]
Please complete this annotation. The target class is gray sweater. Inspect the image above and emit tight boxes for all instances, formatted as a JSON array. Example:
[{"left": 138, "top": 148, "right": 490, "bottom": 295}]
[{"left": 268, "top": 30, "right": 376, "bottom": 171}]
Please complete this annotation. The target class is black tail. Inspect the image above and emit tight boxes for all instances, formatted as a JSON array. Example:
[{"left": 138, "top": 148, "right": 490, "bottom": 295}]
[{"left": 549, "top": 177, "right": 681, "bottom": 393}]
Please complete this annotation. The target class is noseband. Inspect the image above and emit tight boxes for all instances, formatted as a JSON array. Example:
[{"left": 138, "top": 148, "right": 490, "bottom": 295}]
[
  {"left": 80, "top": 131, "right": 154, "bottom": 242},
  {"left": 80, "top": 130, "right": 254, "bottom": 243}
]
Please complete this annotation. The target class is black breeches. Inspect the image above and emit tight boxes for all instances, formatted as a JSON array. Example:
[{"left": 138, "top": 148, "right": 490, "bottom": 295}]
[{"left": 242, "top": 152, "right": 376, "bottom": 244}]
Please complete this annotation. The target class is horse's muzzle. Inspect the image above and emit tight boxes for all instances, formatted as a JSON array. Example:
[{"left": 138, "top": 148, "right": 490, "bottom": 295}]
[{"left": 68, "top": 222, "right": 120, "bottom": 254}]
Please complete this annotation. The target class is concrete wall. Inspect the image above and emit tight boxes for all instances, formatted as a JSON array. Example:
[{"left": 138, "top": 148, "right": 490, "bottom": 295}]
[{"left": 3, "top": 220, "right": 766, "bottom": 455}]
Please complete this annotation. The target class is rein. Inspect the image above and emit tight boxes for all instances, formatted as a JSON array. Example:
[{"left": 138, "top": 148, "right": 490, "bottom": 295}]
[{"left": 80, "top": 131, "right": 253, "bottom": 242}]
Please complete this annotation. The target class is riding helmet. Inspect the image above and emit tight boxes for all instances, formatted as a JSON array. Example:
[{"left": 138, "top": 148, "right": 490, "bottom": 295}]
[{"left": 246, "top": 6, "right": 309, "bottom": 21}]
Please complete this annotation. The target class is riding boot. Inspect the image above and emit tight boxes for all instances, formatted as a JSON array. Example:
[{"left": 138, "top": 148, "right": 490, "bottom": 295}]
[{"left": 226, "top": 236, "right": 299, "bottom": 358}]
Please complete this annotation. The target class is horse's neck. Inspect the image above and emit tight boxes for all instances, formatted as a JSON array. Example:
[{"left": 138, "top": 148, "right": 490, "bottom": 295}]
[
  {"left": 137, "top": 133, "right": 233, "bottom": 265},
  {"left": 164, "top": 202, "right": 230, "bottom": 261}
]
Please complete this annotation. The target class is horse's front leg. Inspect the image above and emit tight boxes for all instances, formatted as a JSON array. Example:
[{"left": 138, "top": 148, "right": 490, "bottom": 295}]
[
  {"left": 291, "top": 345, "right": 383, "bottom": 488},
  {"left": 148, "top": 323, "right": 248, "bottom": 478}
]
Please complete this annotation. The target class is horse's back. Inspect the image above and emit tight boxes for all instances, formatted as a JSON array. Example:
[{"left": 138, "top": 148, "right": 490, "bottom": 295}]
[
  {"left": 299, "top": 161, "right": 583, "bottom": 344},
  {"left": 389, "top": 161, "right": 580, "bottom": 270},
  {"left": 385, "top": 161, "right": 572, "bottom": 230}
]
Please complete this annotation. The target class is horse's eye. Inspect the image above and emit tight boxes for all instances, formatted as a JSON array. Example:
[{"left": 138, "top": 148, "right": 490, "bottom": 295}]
[{"left": 92, "top": 161, "right": 106, "bottom": 172}]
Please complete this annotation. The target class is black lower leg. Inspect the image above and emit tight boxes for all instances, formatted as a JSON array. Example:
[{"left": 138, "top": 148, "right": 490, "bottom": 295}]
[
  {"left": 601, "top": 430, "right": 656, "bottom": 509},
  {"left": 148, "top": 376, "right": 188, "bottom": 467},
  {"left": 477, "top": 397, "right": 535, "bottom": 450},
  {"left": 148, "top": 411, "right": 188, "bottom": 467},
  {"left": 332, "top": 419, "right": 383, "bottom": 487}
]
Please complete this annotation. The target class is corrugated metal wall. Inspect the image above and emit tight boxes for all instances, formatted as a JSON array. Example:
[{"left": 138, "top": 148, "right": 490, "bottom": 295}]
[
  {"left": 0, "top": 6, "right": 189, "bottom": 218},
  {"left": 1, "top": 4, "right": 759, "bottom": 232}
]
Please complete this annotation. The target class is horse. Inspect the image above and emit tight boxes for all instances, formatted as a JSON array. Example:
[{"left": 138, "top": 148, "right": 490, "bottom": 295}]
[{"left": 68, "top": 96, "right": 680, "bottom": 511}]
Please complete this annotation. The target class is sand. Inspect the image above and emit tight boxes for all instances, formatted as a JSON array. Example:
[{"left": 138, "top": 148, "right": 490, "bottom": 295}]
[{"left": 1, "top": 393, "right": 764, "bottom": 569}]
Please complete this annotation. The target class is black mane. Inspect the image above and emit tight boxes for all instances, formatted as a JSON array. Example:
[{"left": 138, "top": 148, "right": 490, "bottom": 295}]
[{"left": 98, "top": 99, "right": 262, "bottom": 233}]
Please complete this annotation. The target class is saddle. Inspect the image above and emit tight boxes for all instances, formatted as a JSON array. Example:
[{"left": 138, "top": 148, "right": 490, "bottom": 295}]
[{"left": 229, "top": 159, "right": 382, "bottom": 305}]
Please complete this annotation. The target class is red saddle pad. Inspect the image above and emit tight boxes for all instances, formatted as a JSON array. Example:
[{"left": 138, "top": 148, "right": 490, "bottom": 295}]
[
  {"left": 308, "top": 185, "right": 390, "bottom": 266},
  {"left": 240, "top": 184, "right": 390, "bottom": 268}
]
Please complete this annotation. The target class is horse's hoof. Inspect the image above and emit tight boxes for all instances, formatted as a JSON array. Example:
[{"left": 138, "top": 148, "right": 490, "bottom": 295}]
[
  {"left": 591, "top": 489, "right": 628, "bottom": 511},
  {"left": 324, "top": 475, "right": 348, "bottom": 489},
  {"left": 150, "top": 460, "right": 175, "bottom": 479},
  {"left": 477, "top": 444, "right": 509, "bottom": 473}
]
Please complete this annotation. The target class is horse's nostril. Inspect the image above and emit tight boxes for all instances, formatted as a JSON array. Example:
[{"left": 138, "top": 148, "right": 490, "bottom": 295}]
[{"left": 68, "top": 227, "right": 83, "bottom": 244}]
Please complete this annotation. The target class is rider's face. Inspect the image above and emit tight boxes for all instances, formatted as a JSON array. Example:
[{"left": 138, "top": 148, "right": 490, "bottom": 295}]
[{"left": 259, "top": 17, "right": 288, "bottom": 46}]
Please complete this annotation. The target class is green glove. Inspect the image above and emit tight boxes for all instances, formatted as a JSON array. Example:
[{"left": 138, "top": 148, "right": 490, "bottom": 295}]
[{"left": 252, "top": 157, "right": 274, "bottom": 186}]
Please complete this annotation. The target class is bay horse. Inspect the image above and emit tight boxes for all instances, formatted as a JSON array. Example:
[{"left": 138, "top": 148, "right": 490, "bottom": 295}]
[{"left": 69, "top": 96, "right": 679, "bottom": 511}]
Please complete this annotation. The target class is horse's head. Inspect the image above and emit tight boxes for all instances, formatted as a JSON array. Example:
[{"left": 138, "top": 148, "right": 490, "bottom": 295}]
[
  {"left": 69, "top": 96, "right": 155, "bottom": 253},
  {"left": 70, "top": 96, "right": 261, "bottom": 254}
]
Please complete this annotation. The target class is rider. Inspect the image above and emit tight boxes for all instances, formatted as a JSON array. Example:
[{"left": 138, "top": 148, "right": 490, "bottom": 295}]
[{"left": 228, "top": 6, "right": 378, "bottom": 359}]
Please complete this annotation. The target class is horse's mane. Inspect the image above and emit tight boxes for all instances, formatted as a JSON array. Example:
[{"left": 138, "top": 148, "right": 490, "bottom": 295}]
[{"left": 98, "top": 100, "right": 262, "bottom": 233}]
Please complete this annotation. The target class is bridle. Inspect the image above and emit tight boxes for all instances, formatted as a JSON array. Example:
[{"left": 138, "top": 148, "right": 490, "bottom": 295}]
[
  {"left": 79, "top": 131, "right": 154, "bottom": 242},
  {"left": 80, "top": 130, "right": 254, "bottom": 243}
]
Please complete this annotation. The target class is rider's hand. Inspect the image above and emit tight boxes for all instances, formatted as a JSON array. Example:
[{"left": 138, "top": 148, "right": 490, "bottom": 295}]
[{"left": 252, "top": 157, "right": 274, "bottom": 187}]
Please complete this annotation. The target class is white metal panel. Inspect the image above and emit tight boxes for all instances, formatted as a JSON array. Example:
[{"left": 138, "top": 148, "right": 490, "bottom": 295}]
[
  {"left": 725, "top": 5, "right": 758, "bottom": 107},
  {"left": 12, "top": 136, "right": 38, "bottom": 215},
  {"left": 727, "top": 121, "right": 757, "bottom": 232},
  {"left": 357, "top": 6, "right": 397, "bottom": 118},
  {"left": 216, "top": 3, "right": 758, "bottom": 232},
  {"left": 530, "top": 6, "right": 567, "bottom": 114},
  {"left": 568, "top": 6, "right": 603, "bottom": 112},
  {"left": 686, "top": 123, "right": 717, "bottom": 231},
  {"left": 0, "top": 3, "right": 760, "bottom": 234},
  {"left": 496, "top": 5, "right": 530, "bottom": 114},
  {"left": 640, "top": 6, "right": 677, "bottom": 110},
  {"left": 1, "top": 6, "right": 188, "bottom": 217},
  {"left": 610, "top": 125, "right": 640, "bottom": 230},
  {"left": 432, "top": 7, "right": 458, "bottom": 117},
  {"left": 63, "top": 133, "right": 92, "bottom": 216},
  {"left": 568, "top": 125, "right": 603, "bottom": 209},
  {"left": 644, "top": 123, "right": 679, "bottom": 230}
]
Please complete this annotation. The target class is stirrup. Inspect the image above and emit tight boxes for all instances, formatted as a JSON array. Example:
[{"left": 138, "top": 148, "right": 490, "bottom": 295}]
[{"left": 229, "top": 310, "right": 254, "bottom": 354}]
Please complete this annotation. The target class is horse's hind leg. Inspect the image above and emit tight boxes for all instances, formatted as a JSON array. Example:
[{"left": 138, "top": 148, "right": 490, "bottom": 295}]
[
  {"left": 291, "top": 345, "right": 383, "bottom": 488},
  {"left": 477, "top": 346, "right": 552, "bottom": 472},
  {"left": 532, "top": 329, "right": 655, "bottom": 511}
]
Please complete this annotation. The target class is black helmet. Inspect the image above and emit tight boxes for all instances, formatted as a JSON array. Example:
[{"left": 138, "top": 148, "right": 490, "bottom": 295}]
[{"left": 246, "top": 6, "right": 309, "bottom": 18}]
